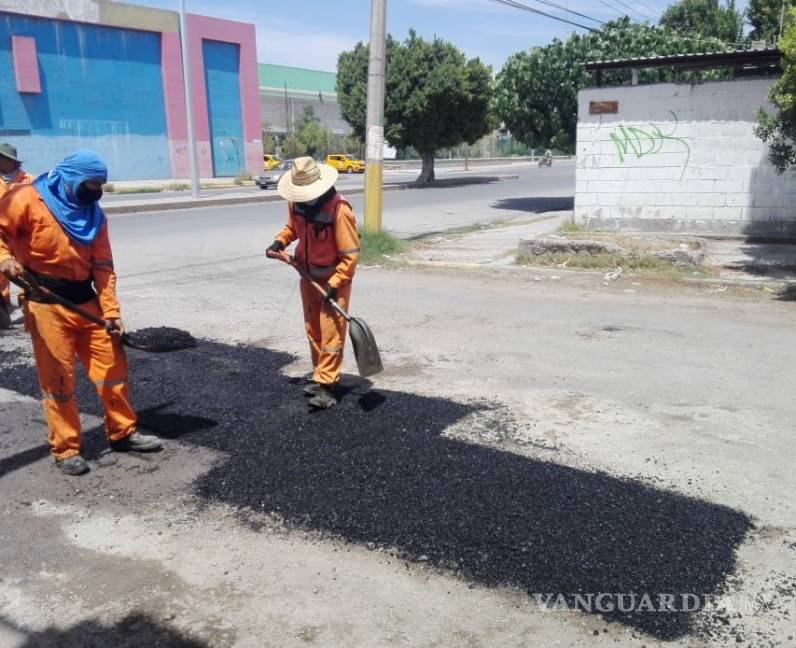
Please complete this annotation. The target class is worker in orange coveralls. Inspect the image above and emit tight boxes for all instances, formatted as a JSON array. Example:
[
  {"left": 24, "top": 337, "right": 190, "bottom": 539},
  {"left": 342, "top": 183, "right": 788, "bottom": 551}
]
[
  {"left": 267, "top": 156, "right": 360, "bottom": 409},
  {"left": 0, "top": 149, "right": 162, "bottom": 476},
  {"left": 0, "top": 143, "right": 33, "bottom": 328}
]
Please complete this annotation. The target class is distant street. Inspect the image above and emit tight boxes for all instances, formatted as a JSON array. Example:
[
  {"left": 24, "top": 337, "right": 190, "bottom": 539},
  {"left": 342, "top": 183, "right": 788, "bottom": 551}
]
[{"left": 105, "top": 161, "right": 575, "bottom": 278}]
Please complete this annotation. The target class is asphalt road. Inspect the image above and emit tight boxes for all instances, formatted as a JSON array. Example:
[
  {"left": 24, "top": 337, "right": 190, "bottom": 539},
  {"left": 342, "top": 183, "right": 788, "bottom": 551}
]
[
  {"left": 105, "top": 161, "right": 574, "bottom": 277},
  {"left": 100, "top": 162, "right": 560, "bottom": 204}
]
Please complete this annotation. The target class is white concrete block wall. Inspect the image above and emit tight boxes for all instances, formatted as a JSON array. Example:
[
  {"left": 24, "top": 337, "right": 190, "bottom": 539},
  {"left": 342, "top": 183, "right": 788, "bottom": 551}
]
[{"left": 575, "top": 78, "right": 796, "bottom": 237}]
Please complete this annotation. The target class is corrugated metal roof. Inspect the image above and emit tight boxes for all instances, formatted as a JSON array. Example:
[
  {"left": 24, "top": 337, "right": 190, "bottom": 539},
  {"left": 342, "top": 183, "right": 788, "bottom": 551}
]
[
  {"left": 258, "top": 64, "right": 337, "bottom": 94},
  {"left": 585, "top": 48, "right": 781, "bottom": 71}
]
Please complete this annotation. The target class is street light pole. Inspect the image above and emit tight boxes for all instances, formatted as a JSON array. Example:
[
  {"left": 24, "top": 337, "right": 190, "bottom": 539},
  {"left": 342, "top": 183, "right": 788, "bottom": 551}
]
[
  {"left": 179, "top": 0, "right": 201, "bottom": 198},
  {"left": 364, "top": 0, "right": 387, "bottom": 234}
]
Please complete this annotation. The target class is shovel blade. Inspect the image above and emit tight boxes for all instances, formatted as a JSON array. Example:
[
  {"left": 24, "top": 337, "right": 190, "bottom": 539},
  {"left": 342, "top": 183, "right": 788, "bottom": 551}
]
[{"left": 348, "top": 317, "right": 383, "bottom": 378}]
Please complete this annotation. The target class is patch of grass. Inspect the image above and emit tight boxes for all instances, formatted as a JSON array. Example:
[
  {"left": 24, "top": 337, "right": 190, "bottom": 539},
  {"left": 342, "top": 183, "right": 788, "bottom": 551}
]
[
  {"left": 116, "top": 186, "right": 164, "bottom": 195},
  {"left": 559, "top": 219, "right": 586, "bottom": 234},
  {"left": 442, "top": 222, "right": 496, "bottom": 236},
  {"left": 234, "top": 170, "right": 253, "bottom": 186},
  {"left": 165, "top": 183, "right": 191, "bottom": 191},
  {"left": 359, "top": 229, "right": 407, "bottom": 266},
  {"left": 516, "top": 251, "right": 703, "bottom": 276},
  {"left": 102, "top": 182, "right": 115, "bottom": 193}
]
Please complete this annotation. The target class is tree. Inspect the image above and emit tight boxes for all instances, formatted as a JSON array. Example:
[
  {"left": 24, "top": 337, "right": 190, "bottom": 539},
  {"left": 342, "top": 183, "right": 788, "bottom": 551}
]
[
  {"left": 748, "top": 0, "right": 795, "bottom": 44},
  {"left": 659, "top": 0, "right": 744, "bottom": 44},
  {"left": 337, "top": 31, "right": 494, "bottom": 182},
  {"left": 295, "top": 106, "right": 332, "bottom": 158},
  {"left": 755, "top": 8, "right": 796, "bottom": 171},
  {"left": 495, "top": 18, "right": 730, "bottom": 152}
]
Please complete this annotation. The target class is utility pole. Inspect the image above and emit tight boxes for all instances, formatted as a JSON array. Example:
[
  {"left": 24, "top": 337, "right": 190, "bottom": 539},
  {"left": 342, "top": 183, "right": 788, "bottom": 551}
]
[
  {"left": 179, "top": 0, "right": 200, "bottom": 198},
  {"left": 364, "top": 0, "right": 387, "bottom": 234}
]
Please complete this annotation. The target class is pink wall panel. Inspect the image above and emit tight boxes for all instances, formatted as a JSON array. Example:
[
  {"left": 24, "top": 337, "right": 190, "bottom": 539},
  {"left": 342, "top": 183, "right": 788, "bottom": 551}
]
[
  {"left": 161, "top": 14, "right": 263, "bottom": 177},
  {"left": 12, "top": 35, "right": 41, "bottom": 93}
]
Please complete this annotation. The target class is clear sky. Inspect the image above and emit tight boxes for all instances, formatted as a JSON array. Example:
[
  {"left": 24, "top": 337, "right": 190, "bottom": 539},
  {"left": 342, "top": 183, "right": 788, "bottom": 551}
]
[{"left": 131, "top": 0, "right": 748, "bottom": 73}]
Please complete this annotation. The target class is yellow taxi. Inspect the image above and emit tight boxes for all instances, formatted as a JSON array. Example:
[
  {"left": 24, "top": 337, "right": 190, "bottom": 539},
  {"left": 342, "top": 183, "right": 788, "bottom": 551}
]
[
  {"left": 325, "top": 154, "right": 365, "bottom": 174},
  {"left": 263, "top": 154, "right": 282, "bottom": 171}
]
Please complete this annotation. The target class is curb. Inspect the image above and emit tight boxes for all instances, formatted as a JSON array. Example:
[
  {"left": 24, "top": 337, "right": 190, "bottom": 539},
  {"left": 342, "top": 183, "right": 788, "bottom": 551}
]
[{"left": 103, "top": 175, "right": 520, "bottom": 215}]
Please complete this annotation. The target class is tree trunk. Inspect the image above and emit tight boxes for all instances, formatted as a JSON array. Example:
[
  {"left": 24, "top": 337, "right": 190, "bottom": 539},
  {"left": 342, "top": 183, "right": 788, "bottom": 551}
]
[{"left": 416, "top": 151, "right": 435, "bottom": 184}]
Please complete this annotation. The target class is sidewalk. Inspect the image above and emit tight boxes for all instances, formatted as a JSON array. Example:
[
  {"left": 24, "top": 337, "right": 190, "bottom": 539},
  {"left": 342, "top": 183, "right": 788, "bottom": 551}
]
[{"left": 406, "top": 215, "right": 796, "bottom": 291}]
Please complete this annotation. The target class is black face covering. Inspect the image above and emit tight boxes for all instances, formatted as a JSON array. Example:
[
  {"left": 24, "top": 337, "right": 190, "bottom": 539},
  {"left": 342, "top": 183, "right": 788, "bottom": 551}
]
[
  {"left": 296, "top": 186, "right": 337, "bottom": 221},
  {"left": 76, "top": 183, "right": 103, "bottom": 205}
]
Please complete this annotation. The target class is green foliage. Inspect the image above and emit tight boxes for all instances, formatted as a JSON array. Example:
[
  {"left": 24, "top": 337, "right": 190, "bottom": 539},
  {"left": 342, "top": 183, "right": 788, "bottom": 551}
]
[
  {"left": 659, "top": 0, "right": 744, "bottom": 44},
  {"left": 755, "top": 8, "right": 796, "bottom": 171},
  {"left": 358, "top": 229, "right": 406, "bottom": 265},
  {"left": 234, "top": 170, "right": 253, "bottom": 185},
  {"left": 495, "top": 18, "right": 730, "bottom": 151},
  {"left": 748, "top": 0, "right": 795, "bottom": 43},
  {"left": 337, "top": 31, "right": 495, "bottom": 181}
]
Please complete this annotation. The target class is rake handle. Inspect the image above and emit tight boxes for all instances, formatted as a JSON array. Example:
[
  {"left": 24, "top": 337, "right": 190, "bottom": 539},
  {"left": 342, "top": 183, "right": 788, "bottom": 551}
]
[{"left": 267, "top": 250, "right": 351, "bottom": 322}]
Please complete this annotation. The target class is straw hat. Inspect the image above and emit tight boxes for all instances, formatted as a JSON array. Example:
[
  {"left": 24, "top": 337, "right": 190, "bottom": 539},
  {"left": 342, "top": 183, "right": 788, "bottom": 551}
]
[
  {"left": 277, "top": 156, "right": 338, "bottom": 202},
  {"left": 0, "top": 143, "right": 20, "bottom": 163}
]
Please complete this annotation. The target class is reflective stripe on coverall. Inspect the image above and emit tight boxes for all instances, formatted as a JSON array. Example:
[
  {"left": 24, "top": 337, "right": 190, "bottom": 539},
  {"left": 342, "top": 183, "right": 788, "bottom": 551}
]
[
  {"left": 0, "top": 185, "right": 136, "bottom": 459},
  {"left": 0, "top": 170, "right": 33, "bottom": 307},
  {"left": 275, "top": 193, "right": 360, "bottom": 385}
]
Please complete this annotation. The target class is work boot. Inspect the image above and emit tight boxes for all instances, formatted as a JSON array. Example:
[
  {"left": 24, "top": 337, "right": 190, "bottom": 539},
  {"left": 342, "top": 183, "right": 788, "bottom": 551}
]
[
  {"left": 307, "top": 385, "right": 338, "bottom": 410},
  {"left": 303, "top": 381, "right": 323, "bottom": 397},
  {"left": 56, "top": 455, "right": 90, "bottom": 476},
  {"left": 110, "top": 431, "right": 163, "bottom": 453}
]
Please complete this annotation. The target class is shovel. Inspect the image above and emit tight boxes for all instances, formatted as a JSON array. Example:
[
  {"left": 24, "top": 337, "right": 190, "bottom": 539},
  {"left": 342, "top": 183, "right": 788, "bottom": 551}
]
[
  {"left": 268, "top": 250, "right": 383, "bottom": 378},
  {"left": 9, "top": 271, "right": 195, "bottom": 353}
]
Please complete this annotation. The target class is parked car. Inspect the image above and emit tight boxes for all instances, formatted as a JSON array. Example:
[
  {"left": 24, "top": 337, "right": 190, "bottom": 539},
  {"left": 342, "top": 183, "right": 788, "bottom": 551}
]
[
  {"left": 325, "top": 154, "right": 364, "bottom": 174},
  {"left": 263, "top": 154, "right": 282, "bottom": 171},
  {"left": 256, "top": 160, "right": 293, "bottom": 190}
]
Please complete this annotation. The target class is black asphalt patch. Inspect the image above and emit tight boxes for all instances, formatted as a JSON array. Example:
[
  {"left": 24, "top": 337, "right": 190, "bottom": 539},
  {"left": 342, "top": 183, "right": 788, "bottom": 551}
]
[{"left": 0, "top": 336, "right": 751, "bottom": 640}]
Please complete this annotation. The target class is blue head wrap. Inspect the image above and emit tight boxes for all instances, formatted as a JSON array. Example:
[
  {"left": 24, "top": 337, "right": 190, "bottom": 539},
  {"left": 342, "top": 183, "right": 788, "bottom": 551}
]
[{"left": 33, "top": 149, "right": 108, "bottom": 246}]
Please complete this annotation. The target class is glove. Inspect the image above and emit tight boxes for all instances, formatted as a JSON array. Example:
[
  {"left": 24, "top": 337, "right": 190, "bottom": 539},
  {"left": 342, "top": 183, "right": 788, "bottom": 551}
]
[
  {"left": 323, "top": 285, "right": 338, "bottom": 303},
  {"left": 266, "top": 241, "right": 284, "bottom": 258}
]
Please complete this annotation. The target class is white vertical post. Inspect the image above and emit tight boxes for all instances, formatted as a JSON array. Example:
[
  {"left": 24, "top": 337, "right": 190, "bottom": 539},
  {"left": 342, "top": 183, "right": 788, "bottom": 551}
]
[
  {"left": 179, "top": 0, "right": 201, "bottom": 198},
  {"left": 364, "top": 0, "right": 387, "bottom": 234}
]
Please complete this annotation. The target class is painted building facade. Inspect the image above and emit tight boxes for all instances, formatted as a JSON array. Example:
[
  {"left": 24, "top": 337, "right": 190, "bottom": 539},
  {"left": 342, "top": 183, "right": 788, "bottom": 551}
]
[{"left": 0, "top": 0, "right": 262, "bottom": 180}]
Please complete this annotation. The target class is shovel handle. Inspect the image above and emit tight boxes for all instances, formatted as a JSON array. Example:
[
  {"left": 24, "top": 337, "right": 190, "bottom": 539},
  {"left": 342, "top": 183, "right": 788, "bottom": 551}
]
[
  {"left": 9, "top": 271, "right": 117, "bottom": 333},
  {"left": 267, "top": 249, "right": 350, "bottom": 321}
]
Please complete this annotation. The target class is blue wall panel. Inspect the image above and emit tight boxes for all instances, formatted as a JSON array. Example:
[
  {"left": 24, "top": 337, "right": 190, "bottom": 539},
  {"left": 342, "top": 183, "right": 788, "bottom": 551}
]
[
  {"left": 203, "top": 40, "right": 243, "bottom": 177},
  {"left": 0, "top": 12, "right": 171, "bottom": 180}
]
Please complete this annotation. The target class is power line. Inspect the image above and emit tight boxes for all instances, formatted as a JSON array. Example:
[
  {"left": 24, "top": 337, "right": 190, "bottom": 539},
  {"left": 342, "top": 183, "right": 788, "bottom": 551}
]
[
  {"left": 526, "top": 0, "right": 604, "bottom": 24},
  {"left": 488, "top": 0, "right": 599, "bottom": 32},
  {"left": 610, "top": 0, "right": 656, "bottom": 22},
  {"left": 635, "top": 1, "right": 662, "bottom": 19},
  {"left": 595, "top": 0, "right": 629, "bottom": 19}
]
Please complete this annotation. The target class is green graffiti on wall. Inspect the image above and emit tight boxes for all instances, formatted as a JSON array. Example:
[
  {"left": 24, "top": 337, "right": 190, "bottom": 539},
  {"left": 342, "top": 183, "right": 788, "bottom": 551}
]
[{"left": 609, "top": 111, "right": 691, "bottom": 180}]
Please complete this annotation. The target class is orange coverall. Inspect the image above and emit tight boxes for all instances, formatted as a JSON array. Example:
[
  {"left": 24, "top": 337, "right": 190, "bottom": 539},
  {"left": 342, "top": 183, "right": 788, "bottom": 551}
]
[
  {"left": 0, "top": 185, "right": 136, "bottom": 460},
  {"left": 0, "top": 170, "right": 33, "bottom": 308},
  {"left": 275, "top": 193, "right": 360, "bottom": 385}
]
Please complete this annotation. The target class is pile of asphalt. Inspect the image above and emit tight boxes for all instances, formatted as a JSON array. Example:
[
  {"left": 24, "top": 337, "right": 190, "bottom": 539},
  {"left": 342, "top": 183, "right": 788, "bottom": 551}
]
[
  {"left": 0, "top": 336, "right": 751, "bottom": 640},
  {"left": 125, "top": 326, "right": 196, "bottom": 351}
]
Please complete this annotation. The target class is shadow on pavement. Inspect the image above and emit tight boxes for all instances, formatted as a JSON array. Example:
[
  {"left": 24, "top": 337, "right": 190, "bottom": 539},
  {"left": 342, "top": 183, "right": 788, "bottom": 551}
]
[
  {"left": 776, "top": 284, "right": 796, "bottom": 301},
  {"left": 2, "top": 613, "right": 208, "bottom": 648},
  {"left": 0, "top": 337, "right": 750, "bottom": 640},
  {"left": 491, "top": 196, "right": 574, "bottom": 213},
  {"left": 0, "top": 443, "right": 49, "bottom": 479}
]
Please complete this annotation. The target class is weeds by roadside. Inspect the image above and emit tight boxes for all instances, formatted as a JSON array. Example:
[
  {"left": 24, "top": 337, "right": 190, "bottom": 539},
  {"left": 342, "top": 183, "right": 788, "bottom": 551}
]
[
  {"left": 359, "top": 230, "right": 407, "bottom": 266},
  {"left": 516, "top": 251, "right": 708, "bottom": 277},
  {"left": 559, "top": 219, "right": 586, "bottom": 234}
]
